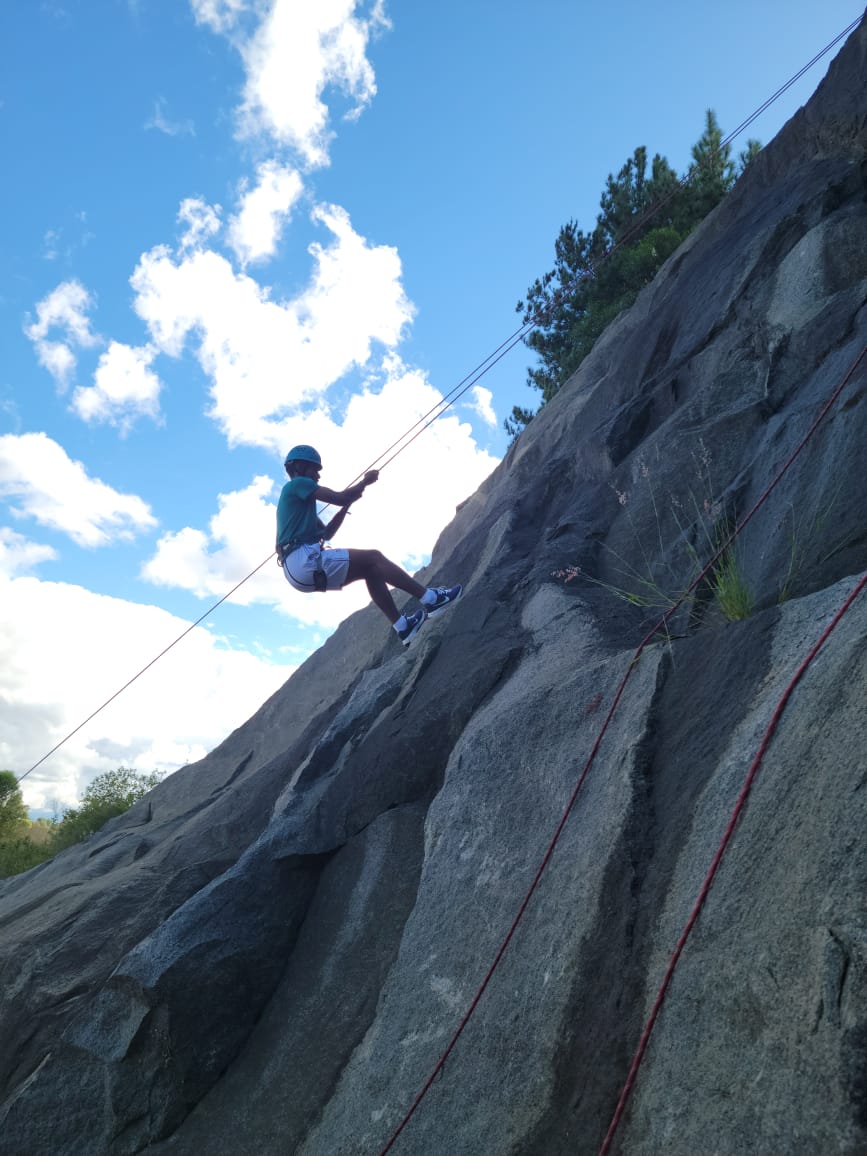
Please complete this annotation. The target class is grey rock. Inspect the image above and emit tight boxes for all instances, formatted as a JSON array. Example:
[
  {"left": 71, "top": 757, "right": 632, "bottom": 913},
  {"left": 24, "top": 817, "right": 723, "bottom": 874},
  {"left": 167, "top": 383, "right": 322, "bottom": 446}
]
[{"left": 2, "top": 18, "right": 867, "bottom": 1156}]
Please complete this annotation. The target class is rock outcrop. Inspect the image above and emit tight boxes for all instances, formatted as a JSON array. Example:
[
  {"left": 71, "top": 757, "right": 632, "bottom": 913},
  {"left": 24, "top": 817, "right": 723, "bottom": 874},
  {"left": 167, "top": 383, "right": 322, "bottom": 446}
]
[{"left": 2, "top": 19, "right": 866, "bottom": 1156}]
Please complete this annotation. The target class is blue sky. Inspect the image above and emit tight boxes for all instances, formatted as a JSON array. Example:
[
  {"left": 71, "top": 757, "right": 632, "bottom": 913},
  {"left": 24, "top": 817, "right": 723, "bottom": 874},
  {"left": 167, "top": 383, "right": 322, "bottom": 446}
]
[{"left": 1, "top": 0, "right": 861, "bottom": 812}]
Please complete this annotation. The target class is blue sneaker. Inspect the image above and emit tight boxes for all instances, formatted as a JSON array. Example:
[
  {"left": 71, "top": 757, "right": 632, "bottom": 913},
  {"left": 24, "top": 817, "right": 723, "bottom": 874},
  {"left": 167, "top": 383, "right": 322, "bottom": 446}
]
[
  {"left": 425, "top": 584, "right": 462, "bottom": 617},
  {"left": 396, "top": 609, "right": 426, "bottom": 647}
]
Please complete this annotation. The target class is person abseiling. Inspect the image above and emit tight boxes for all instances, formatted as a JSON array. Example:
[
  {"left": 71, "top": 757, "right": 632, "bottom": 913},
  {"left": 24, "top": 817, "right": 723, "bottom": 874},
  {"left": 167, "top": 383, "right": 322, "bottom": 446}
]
[{"left": 276, "top": 445, "right": 462, "bottom": 646}]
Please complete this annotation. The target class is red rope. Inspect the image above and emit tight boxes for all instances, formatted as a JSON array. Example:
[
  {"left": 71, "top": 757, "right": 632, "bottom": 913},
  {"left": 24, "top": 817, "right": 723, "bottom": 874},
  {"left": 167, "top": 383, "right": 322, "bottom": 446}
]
[
  {"left": 378, "top": 665, "right": 638, "bottom": 1155},
  {"left": 598, "top": 569, "right": 867, "bottom": 1154},
  {"left": 22, "top": 16, "right": 860, "bottom": 787},
  {"left": 377, "top": 342, "right": 865, "bottom": 1154}
]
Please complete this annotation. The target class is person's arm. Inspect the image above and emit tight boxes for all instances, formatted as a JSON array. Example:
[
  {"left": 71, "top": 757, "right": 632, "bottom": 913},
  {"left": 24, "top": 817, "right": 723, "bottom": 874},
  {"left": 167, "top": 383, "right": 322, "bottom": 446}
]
[
  {"left": 321, "top": 505, "right": 350, "bottom": 540},
  {"left": 314, "top": 469, "right": 379, "bottom": 509}
]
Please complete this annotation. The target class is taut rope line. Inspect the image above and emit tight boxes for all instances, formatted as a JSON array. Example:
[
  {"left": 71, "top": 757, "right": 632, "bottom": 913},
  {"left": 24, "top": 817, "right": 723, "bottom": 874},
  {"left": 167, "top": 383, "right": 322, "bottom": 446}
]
[
  {"left": 16, "top": 17, "right": 861, "bottom": 790},
  {"left": 376, "top": 340, "right": 865, "bottom": 1153}
]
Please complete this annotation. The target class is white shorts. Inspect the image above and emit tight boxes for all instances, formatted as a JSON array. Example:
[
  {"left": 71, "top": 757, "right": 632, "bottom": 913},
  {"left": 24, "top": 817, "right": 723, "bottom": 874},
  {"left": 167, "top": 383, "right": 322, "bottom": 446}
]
[{"left": 282, "top": 543, "right": 350, "bottom": 593}]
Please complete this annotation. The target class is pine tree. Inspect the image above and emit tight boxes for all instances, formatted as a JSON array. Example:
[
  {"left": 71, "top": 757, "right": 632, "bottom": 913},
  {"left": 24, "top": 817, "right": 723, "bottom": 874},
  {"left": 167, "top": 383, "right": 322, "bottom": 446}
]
[
  {"left": 507, "top": 112, "right": 758, "bottom": 440},
  {"left": 683, "top": 108, "right": 736, "bottom": 223},
  {"left": 738, "top": 138, "right": 762, "bottom": 172}
]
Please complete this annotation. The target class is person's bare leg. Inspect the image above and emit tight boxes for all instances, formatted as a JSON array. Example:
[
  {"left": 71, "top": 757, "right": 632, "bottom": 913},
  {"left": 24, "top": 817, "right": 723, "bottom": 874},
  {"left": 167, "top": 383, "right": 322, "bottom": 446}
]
[{"left": 346, "top": 549, "right": 426, "bottom": 623}]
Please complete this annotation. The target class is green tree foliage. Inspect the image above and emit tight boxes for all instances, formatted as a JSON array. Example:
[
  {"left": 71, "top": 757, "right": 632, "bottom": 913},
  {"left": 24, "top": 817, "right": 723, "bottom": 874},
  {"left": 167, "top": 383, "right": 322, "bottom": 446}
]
[
  {"left": 51, "top": 767, "right": 163, "bottom": 851},
  {"left": 0, "top": 771, "right": 49, "bottom": 876},
  {"left": 686, "top": 109, "right": 736, "bottom": 221},
  {"left": 0, "top": 833, "right": 54, "bottom": 877},
  {"left": 0, "top": 771, "right": 28, "bottom": 839},
  {"left": 738, "top": 137, "right": 762, "bottom": 172},
  {"left": 508, "top": 111, "right": 760, "bottom": 438},
  {"left": 0, "top": 766, "right": 163, "bottom": 876}
]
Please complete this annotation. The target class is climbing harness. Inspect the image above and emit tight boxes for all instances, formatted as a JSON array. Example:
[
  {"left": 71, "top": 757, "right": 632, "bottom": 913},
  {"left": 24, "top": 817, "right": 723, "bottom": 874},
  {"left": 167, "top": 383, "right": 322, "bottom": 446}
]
[
  {"left": 9, "top": 12, "right": 866, "bottom": 1153},
  {"left": 14, "top": 12, "right": 862, "bottom": 808},
  {"left": 278, "top": 540, "right": 329, "bottom": 593}
]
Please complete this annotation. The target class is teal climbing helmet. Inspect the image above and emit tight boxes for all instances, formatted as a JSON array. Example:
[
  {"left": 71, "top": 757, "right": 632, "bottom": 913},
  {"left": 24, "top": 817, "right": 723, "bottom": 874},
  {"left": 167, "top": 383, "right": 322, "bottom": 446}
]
[{"left": 284, "top": 445, "right": 322, "bottom": 468}]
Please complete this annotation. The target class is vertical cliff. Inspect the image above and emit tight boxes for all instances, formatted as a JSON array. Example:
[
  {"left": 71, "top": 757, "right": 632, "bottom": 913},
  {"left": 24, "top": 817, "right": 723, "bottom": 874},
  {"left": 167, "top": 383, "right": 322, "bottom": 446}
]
[{"left": 1, "top": 17, "right": 866, "bottom": 1156}]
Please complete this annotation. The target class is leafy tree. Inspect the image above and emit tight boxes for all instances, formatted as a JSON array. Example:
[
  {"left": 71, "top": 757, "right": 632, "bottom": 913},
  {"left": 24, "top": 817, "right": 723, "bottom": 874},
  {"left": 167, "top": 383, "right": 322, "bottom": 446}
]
[
  {"left": 0, "top": 767, "right": 164, "bottom": 876},
  {"left": 0, "top": 771, "right": 52, "bottom": 877},
  {"left": 0, "top": 835, "right": 54, "bottom": 877},
  {"left": 0, "top": 771, "right": 28, "bottom": 840},
  {"left": 27, "top": 817, "right": 57, "bottom": 844},
  {"left": 508, "top": 112, "right": 760, "bottom": 439},
  {"left": 52, "top": 767, "right": 163, "bottom": 851}
]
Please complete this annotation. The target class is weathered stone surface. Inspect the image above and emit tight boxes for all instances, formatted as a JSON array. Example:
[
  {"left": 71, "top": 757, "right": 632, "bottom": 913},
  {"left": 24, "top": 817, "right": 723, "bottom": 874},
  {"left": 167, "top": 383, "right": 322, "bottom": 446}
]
[
  {"left": 623, "top": 576, "right": 867, "bottom": 1155},
  {"left": 1, "top": 18, "right": 866, "bottom": 1156}
]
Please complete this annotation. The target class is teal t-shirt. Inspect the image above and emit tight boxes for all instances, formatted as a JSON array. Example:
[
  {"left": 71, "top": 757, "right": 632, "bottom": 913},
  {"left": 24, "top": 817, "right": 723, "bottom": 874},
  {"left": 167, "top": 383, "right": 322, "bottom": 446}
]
[{"left": 276, "top": 477, "right": 325, "bottom": 547}]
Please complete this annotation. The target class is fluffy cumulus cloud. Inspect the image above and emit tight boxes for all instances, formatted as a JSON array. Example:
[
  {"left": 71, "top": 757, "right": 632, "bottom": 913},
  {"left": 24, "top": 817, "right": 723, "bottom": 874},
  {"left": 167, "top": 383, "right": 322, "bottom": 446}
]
[
  {"left": 0, "top": 433, "right": 157, "bottom": 547},
  {"left": 131, "top": 202, "right": 414, "bottom": 447},
  {"left": 141, "top": 474, "right": 280, "bottom": 600},
  {"left": 468, "top": 385, "right": 497, "bottom": 427},
  {"left": 0, "top": 527, "right": 57, "bottom": 577},
  {"left": 189, "top": 0, "right": 250, "bottom": 35},
  {"left": 227, "top": 160, "right": 304, "bottom": 265},
  {"left": 236, "top": 0, "right": 387, "bottom": 165},
  {"left": 1, "top": 0, "right": 505, "bottom": 816},
  {"left": 189, "top": 0, "right": 386, "bottom": 166},
  {"left": 141, "top": 362, "right": 498, "bottom": 630},
  {"left": 178, "top": 197, "right": 223, "bottom": 251},
  {"left": 24, "top": 279, "right": 100, "bottom": 389},
  {"left": 0, "top": 573, "right": 290, "bottom": 812},
  {"left": 71, "top": 342, "right": 163, "bottom": 431}
]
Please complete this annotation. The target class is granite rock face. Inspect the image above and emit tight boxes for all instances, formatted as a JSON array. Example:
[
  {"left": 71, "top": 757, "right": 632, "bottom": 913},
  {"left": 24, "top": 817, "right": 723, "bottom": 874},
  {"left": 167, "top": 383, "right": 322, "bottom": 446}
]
[{"left": 2, "top": 20, "right": 867, "bottom": 1156}]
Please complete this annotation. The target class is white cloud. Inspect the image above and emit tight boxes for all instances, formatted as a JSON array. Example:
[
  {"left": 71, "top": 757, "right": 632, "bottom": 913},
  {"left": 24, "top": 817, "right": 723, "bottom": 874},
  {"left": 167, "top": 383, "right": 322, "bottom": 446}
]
[
  {"left": 0, "top": 433, "right": 157, "bottom": 547},
  {"left": 467, "top": 385, "right": 497, "bottom": 427},
  {"left": 190, "top": 0, "right": 390, "bottom": 167},
  {"left": 43, "top": 227, "right": 61, "bottom": 260},
  {"left": 142, "top": 473, "right": 280, "bottom": 600},
  {"left": 25, "top": 280, "right": 100, "bottom": 389},
  {"left": 40, "top": 215, "right": 94, "bottom": 264},
  {"left": 131, "top": 201, "right": 414, "bottom": 447},
  {"left": 178, "top": 197, "right": 222, "bottom": 251},
  {"left": 32, "top": 340, "right": 77, "bottom": 386},
  {"left": 71, "top": 342, "right": 164, "bottom": 431},
  {"left": 190, "top": 0, "right": 250, "bottom": 34},
  {"left": 131, "top": 187, "right": 498, "bottom": 632},
  {"left": 237, "top": 0, "right": 388, "bottom": 165},
  {"left": 145, "top": 96, "right": 195, "bottom": 137},
  {"left": 0, "top": 527, "right": 58, "bottom": 577},
  {"left": 140, "top": 363, "right": 498, "bottom": 630},
  {"left": 227, "top": 160, "right": 304, "bottom": 265},
  {"left": 0, "top": 572, "right": 290, "bottom": 812}
]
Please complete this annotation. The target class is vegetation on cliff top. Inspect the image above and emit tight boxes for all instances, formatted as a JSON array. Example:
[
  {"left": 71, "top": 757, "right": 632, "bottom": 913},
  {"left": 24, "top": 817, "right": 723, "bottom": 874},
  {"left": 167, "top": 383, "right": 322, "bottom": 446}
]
[{"left": 508, "top": 110, "right": 760, "bottom": 439}]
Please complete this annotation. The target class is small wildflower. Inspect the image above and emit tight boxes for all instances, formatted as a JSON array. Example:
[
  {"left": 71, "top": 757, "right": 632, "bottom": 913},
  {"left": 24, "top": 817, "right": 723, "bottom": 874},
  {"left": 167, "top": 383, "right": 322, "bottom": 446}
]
[{"left": 553, "top": 565, "right": 581, "bottom": 583}]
